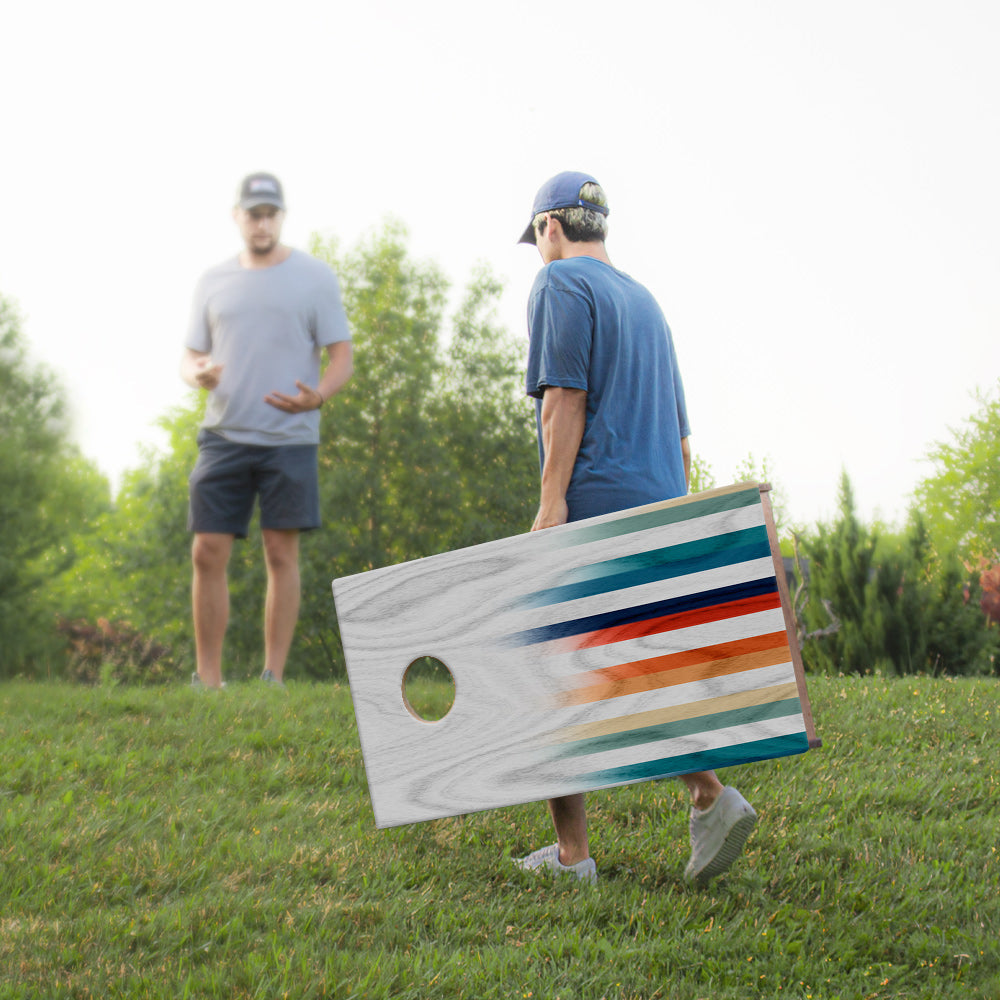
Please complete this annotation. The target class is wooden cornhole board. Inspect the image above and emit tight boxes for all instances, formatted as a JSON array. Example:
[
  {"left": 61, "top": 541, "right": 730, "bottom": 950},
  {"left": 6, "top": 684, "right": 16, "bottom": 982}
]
[{"left": 332, "top": 483, "right": 818, "bottom": 829}]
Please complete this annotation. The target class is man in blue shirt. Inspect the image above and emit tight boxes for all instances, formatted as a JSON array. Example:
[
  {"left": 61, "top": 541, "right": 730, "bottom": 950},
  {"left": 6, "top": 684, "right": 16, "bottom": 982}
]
[{"left": 515, "top": 171, "right": 757, "bottom": 886}]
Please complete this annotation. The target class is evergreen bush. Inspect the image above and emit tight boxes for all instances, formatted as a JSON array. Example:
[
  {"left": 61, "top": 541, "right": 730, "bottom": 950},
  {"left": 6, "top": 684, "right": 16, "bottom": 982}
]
[{"left": 797, "top": 473, "right": 998, "bottom": 676}]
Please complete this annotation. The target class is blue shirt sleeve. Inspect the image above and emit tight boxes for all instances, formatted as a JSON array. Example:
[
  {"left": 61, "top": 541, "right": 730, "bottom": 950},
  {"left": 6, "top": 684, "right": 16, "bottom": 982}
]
[{"left": 525, "top": 268, "right": 592, "bottom": 399}]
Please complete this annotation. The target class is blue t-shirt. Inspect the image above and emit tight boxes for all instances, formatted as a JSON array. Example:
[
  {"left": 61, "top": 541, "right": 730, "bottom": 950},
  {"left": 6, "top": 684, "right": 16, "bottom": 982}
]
[{"left": 525, "top": 256, "right": 690, "bottom": 521}]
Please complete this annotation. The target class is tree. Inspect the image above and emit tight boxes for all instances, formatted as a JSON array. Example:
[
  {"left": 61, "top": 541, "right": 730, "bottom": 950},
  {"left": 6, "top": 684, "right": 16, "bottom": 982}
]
[
  {"left": 687, "top": 452, "right": 788, "bottom": 536},
  {"left": 53, "top": 400, "right": 203, "bottom": 665},
  {"left": 434, "top": 262, "right": 539, "bottom": 547},
  {"left": 687, "top": 453, "right": 717, "bottom": 495},
  {"left": 0, "top": 294, "right": 111, "bottom": 675},
  {"left": 297, "top": 227, "right": 538, "bottom": 676},
  {"left": 913, "top": 381, "right": 1000, "bottom": 563},
  {"left": 62, "top": 223, "right": 538, "bottom": 681}
]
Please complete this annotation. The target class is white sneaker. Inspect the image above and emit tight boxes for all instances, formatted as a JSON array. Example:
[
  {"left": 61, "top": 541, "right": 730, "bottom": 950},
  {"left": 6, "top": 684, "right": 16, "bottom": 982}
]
[
  {"left": 514, "top": 843, "right": 598, "bottom": 884},
  {"left": 685, "top": 786, "right": 757, "bottom": 886}
]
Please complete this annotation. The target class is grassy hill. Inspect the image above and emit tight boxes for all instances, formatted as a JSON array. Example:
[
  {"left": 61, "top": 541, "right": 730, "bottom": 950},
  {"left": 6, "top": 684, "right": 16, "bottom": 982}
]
[{"left": 0, "top": 674, "right": 996, "bottom": 999}]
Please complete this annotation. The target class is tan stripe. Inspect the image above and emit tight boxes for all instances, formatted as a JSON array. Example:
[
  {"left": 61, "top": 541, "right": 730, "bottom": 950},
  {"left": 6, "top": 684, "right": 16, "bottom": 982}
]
[{"left": 552, "top": 681, "right": 800, "bottom": 744}]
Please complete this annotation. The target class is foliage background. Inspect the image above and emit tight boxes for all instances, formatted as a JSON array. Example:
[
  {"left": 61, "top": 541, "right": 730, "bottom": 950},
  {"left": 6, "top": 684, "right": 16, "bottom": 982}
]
[
  {"left": 795, "top": 473, "right": 999, "bottom": 677},
  {"left": 0, "top": 296, "right": 111, "bottom": 674},
  {"left": 1, "top": 237, "right": 998, "bottom": 682},
  {"left": 17, "top": 223, "right": 538, "bottom": 681}
]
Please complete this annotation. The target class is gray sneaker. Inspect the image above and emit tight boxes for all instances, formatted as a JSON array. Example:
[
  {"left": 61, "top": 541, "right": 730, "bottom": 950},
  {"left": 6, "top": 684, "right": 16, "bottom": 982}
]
[
  {"left": 191, "top": 672, "right": 226, "bottom": 689},
  {"left": 514, "top": 843, "right": 597, "bottom": 884},
  {"left": 260, "top": 669, "right": 286, "bottom": 688},
  {"left": 684, "top": 786, "right": 757, "bottom": 886}
]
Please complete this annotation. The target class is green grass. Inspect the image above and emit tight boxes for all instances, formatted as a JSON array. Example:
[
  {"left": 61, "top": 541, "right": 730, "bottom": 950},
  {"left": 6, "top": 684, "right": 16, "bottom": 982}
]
[{"left": 0, "top": 674, "right": 996, "bottom": 999}]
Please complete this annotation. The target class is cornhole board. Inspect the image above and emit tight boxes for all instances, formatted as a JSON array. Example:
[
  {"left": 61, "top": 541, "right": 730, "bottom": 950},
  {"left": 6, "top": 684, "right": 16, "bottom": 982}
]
[{"left": 332, "top": 482, "right": 818, "bottom": 829}]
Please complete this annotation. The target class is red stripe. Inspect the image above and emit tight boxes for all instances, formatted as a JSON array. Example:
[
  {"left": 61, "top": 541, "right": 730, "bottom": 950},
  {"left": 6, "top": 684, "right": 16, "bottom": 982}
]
[{"left": 567, "top": 591, "right": 782, "bottom": 651}]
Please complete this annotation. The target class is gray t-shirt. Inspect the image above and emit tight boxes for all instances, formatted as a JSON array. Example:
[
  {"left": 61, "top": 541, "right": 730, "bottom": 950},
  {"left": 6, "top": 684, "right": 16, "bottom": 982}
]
[{"left": 186, "top": 249, "right": 351, "bottom": 445}]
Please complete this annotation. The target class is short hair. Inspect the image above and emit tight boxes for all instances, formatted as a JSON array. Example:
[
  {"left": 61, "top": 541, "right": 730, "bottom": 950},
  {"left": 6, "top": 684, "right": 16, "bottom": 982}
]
[{"left": 533, "top": 181, "right": 609, "bottom": 243}]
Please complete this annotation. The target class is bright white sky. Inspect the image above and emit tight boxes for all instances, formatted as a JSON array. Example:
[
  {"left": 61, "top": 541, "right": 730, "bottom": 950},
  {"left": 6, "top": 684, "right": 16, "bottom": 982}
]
[{"left": 2, "top": 0, "right": 997, "bottom": 529}]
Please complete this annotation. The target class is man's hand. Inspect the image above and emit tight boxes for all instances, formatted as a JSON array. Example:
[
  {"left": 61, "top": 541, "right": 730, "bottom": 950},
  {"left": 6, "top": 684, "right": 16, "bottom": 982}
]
[
  {"left": 532, "top": 498, "right": 569, "bottom": 532},
  {"left": 264, "top": 381, "right": 324, "bottom": 413},
  {"left": 192, "top": 356, "right": 223, "bottom": 390}
]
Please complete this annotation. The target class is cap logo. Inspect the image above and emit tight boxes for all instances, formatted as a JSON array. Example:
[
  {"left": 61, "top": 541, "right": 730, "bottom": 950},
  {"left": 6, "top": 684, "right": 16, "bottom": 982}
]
[{"left": 249, "top": 179, "right": 278, "bottom": 193}]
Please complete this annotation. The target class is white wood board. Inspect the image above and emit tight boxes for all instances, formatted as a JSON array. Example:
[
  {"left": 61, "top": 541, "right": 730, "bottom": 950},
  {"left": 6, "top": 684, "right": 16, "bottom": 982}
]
[{"left": 332, "top": 483, "right": 816, "bottom": 828}]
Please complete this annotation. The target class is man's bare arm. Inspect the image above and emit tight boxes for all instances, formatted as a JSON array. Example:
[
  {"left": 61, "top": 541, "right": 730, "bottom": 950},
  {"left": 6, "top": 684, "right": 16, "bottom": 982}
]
[{"left": 533, "top": 386, "right": 587, "bottom": 531}]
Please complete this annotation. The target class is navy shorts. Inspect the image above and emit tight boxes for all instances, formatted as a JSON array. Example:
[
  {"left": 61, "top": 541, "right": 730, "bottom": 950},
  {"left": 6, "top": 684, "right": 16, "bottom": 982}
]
[{"left": 188, "top": 430, "right": 321, "bottom": 538}]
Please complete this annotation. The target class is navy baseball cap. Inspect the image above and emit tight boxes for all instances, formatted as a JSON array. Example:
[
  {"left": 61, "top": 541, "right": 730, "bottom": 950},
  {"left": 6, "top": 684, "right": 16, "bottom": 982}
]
[
  {"left": 518, "top": 170, "right": 609, "bottom": 244},
  {"left": 238, "top": 172, "right": 285, "bottom": 210}
]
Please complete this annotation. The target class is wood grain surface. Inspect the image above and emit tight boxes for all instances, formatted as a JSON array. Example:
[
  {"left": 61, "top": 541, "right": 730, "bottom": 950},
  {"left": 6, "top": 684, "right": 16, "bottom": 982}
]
[{"left": 332, "top": 483, "right": 817, "bottom": 828}]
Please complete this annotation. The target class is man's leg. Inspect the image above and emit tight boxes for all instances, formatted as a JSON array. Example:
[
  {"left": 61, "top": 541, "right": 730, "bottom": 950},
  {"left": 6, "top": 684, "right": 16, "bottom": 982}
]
[
  {"left": 552, "top": 775, "right": 732, "bottom": 863},
  {"left": 192, "top": 532, "right": 235, "bottom": 688},
  {"left": 515, "top": 793, "right": 597, "bottom": 882},
  {"left": 547, "top": 793, "right": 590, "bottom": 865},
  {"left": 261, "top": 528, "right": 301, "bottom": 682},
  {"left": 679, "top": 770, "right": 725, "bottom": 809}
]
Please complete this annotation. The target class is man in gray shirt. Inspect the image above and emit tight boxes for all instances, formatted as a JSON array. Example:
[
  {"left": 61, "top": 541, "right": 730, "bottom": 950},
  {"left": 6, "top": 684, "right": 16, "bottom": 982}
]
[{"left": 181, "top": 172, "right": 353, "bottom": 688}]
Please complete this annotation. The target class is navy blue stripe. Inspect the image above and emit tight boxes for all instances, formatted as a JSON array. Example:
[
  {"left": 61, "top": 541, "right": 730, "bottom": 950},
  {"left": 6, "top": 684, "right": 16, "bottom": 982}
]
[
  {"left": 503, "top": 576, "right": 778, "bottom": 648},
  {"left": 571, "top": 732, "right": 810, "bottom": 787}
]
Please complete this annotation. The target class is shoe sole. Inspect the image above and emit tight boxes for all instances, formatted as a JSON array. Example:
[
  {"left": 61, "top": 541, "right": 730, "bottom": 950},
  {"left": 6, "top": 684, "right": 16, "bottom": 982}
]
[{"left": 692, "top": 812, "right": 757, "bottom": 886}]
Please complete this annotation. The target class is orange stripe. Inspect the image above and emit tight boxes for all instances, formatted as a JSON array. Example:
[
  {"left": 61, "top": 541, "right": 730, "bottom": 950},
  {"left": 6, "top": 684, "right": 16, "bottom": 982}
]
[
  {"left": 569, "top": 591, "right": 781, "bottom": 651},
  {"left": 561, "top": 641, "right": 793, "bottom": 706},
  {"left": 581, "top": 630, "right": 788, "bottom": 684}
]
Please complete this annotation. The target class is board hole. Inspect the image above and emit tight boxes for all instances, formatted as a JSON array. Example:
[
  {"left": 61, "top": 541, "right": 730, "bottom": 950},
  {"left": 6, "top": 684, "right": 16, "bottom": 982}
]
[{"left": 402, "top": 656, "right": 456, "bottom": 722}]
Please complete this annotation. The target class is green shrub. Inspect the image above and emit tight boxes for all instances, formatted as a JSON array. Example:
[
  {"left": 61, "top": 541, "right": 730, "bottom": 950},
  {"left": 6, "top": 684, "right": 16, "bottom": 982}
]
[{"left": 797, "top": 473, "right": 999, "bottom": 676}]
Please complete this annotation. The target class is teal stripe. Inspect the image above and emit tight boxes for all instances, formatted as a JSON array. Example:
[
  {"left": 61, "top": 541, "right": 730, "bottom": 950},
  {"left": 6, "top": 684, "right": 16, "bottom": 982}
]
[
  {"left": 519, "top": 526, "right": 771, "bottom": 608},
  {"left": 573, "top": 732, "right": 811, "bottom": 788},
  {"left": 564, "top": 525, "right": 768, "bottom": 584},
  {"left": 556, "top": 699, "right": 803, "bottom": 759},
  {"left": 554, "top": 487, "right": 762, "bottom": 549}
]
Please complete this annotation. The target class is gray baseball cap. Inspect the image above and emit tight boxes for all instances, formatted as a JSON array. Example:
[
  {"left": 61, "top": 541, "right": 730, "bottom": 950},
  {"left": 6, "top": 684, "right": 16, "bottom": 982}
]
[{"left": 238, "top": 172, "right": 285, "bottom": 210}]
